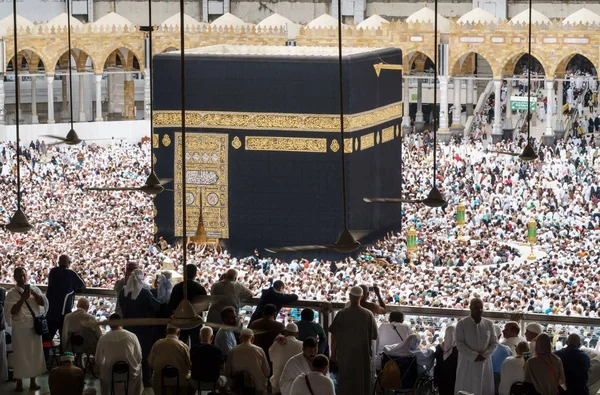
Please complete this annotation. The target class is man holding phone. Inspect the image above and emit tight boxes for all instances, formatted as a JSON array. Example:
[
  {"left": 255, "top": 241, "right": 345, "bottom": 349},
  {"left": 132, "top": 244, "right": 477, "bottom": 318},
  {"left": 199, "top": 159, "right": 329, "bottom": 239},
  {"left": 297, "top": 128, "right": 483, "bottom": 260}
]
[
  {"left": 4, "top": 266, "right": 48, "bottom": 392},
  {"left": 359, "top": 284, "right": 387, "bottom": 315}
]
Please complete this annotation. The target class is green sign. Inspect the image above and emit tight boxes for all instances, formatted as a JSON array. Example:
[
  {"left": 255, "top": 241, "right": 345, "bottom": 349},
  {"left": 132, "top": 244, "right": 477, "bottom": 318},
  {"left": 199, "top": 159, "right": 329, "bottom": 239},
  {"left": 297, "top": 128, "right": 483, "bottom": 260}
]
[{"left": 510, "top": 96, "right": 537, "bottom": 111}]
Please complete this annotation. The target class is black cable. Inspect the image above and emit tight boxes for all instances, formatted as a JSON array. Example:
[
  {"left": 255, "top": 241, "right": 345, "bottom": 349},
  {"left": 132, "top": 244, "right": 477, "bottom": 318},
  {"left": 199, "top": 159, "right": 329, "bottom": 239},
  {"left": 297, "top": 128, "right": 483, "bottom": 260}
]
[
  {"left": 432, "top": 0, "right": 438, "bottom": 188},
  {"left": 526, "top": 0, "right": 532, "bottom": 141},
  {"left": 336, "top": 0, "right": 348, "bottom": 230},
  {"left": 66, "top": 0, "right": 75, "bottom": 130},
  {"left": 12, "top": 0, "right": 21, "bottom": 210},
  {"left": 148, "top": 0, "right": 154, "bottom": 161},
  {"left": 179, "top": 1, "right": 188, "bottom": 297}
]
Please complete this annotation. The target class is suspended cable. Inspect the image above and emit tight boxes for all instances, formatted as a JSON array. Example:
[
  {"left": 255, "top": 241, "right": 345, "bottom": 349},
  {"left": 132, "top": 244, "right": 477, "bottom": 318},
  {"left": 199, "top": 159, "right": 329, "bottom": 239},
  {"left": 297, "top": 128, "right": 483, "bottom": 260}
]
[
  {"left": 66, "top": 0, "right": 75, "bottom": 131},
  {"left": 179, "top": 1, "right": 188, "bottom": 300}
]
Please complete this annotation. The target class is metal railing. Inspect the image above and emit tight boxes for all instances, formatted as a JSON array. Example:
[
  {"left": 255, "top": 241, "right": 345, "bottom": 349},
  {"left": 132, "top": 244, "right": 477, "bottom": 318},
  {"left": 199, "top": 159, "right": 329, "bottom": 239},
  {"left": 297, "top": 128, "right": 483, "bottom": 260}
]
[{"left": 4, "top": 284, "right": 600, "bottom": 336}]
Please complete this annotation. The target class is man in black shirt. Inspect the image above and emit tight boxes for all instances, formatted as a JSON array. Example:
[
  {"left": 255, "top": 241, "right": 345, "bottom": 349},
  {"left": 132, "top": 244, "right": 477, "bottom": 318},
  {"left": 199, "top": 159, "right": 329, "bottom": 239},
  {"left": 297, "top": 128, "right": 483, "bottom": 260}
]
[
  {"left": 190, "top": 326, "right": 227, "bottom": 394},
  {"left": 249, "top": 280, "right": 298, "bottom": 325},
  {"left": 46, "top": 255, "right": 86, "bottom": 347},
  {"left": 167, "top": 264, "right": 207, "bottom": 347}
]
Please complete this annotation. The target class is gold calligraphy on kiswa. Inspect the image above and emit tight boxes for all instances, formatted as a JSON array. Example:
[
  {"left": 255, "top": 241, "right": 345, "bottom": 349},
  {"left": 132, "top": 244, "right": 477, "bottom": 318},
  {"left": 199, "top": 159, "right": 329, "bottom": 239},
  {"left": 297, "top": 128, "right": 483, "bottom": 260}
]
[{"left": 174, "top": 133, "right": 229, "bottom": 238}]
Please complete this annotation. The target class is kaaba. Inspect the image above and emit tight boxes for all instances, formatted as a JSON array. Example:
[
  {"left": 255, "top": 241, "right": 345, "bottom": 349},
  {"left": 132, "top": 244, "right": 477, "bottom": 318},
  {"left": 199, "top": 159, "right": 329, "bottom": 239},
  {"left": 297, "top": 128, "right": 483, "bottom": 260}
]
[{"left": 152, "top": 45, "right": 403, "bottom": 254}]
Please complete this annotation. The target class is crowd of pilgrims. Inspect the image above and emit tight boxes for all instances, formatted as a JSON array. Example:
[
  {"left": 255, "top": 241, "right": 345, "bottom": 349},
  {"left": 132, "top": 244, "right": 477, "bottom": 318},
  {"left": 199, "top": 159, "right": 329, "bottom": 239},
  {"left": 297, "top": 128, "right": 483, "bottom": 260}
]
[{"left": 3, "top": 130, "right": 600, "bottom": 318}]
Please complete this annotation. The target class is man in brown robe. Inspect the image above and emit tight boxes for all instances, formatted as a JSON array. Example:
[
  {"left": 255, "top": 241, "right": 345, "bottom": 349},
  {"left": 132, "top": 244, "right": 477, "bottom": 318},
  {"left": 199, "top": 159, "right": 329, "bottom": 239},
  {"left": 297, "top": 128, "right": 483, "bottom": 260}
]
[{"left": 329, "top": 285, "right": 378, "bottom": 395}]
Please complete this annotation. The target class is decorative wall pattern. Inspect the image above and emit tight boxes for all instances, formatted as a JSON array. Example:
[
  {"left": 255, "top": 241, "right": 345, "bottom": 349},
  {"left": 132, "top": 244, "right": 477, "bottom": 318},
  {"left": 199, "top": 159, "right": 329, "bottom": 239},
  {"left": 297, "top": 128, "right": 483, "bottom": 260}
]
[
  {"left": 174, "top": 132, "right": 229, "bottom": 238},
  {"left": 153, "top": 102, "right": 402, "bottom": 132}
]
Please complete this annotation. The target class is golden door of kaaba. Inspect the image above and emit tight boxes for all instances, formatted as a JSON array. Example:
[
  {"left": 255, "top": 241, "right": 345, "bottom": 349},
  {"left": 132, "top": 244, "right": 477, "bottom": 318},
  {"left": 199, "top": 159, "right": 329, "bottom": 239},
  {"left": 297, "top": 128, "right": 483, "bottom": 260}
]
[{"left": 174, "top": 132, "right": 229, "bottom": 238}]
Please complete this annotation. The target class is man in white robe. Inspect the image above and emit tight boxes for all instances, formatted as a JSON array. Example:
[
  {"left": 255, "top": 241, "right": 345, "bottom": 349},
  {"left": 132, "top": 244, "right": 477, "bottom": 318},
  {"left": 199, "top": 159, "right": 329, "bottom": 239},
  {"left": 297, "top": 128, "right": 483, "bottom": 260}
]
[
  {"left": 454, "top": 298, "right": 497, "bottom": 395},
  {"left": 3, "top": 267, "right": 48, "bottom": 392},
  {"left": 279, "top": 337, "right": 318, "bottom": 395},
  {"left": 95, "top": 314, "right": 143, "bottom": 395}
]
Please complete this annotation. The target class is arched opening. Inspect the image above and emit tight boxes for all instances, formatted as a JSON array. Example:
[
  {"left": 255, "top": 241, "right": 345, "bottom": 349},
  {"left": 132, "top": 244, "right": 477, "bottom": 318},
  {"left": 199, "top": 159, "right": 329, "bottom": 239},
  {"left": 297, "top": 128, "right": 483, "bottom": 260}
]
[
  {"left": 451, "top": 52, "right": 493, "bottom": 79},
  {"left": 510, "top": 54, "right": 545, "bottom": 77},
  {"left": 102, "top": 48, "right": 143, "bottom": 121},
  {"left": 54, "top": 49, "right": 95, "bottom": 123},
  {"left": 5, "top": 50, "right": 47, "bottom": 125}
]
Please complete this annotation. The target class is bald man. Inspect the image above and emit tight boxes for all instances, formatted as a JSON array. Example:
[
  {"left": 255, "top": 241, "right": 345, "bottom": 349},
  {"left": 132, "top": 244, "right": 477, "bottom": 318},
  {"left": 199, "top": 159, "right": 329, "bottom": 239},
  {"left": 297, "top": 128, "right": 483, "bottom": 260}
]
[
  {"left": 207, "top": 269, "right": 253, "bottom": 324},
  {"left": 62, "top": 298, "right": 102, "bottom": 353},
  {"left": 555, "top": 333, "right": 591, "bottom": 395},
  {"left": 190, "top": 326, "right": 227, "bottom": 392}
]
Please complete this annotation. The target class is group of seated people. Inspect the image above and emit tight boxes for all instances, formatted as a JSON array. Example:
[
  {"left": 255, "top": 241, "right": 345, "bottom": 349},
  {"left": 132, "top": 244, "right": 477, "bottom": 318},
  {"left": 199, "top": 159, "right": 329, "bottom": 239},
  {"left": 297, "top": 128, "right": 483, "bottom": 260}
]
[{"left": 50, "top": 311, "right": 332, "bottom": 395}]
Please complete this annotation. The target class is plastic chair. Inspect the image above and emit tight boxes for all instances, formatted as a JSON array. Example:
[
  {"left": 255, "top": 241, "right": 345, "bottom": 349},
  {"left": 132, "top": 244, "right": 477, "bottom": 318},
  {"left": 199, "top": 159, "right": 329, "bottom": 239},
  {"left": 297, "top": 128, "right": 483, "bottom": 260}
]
[
  {"left": 161, "top": 365, "right": 180, "bottom": 395},
  {"left": 111, "top": 361, "right": 130, "bottom": 395},
  {"left": 70, "top": 334, "right": 97, "bottom": 378}
]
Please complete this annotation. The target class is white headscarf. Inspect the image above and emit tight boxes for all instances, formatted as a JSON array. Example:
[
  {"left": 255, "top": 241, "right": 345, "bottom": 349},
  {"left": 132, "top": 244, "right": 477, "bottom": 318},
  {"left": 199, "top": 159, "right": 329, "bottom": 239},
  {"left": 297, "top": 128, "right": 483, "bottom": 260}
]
[
  {"left": 156, "top": 272, "right": 173, "bottom": 304},
  {"left": 390, "top": 334, "right": 421, "bottom": 356},
  {"left": 124, "top": 269, "right": 145, "bottom": 300},
  {"left": 443, "top": 326, "right": 456, "bottom": 361}
]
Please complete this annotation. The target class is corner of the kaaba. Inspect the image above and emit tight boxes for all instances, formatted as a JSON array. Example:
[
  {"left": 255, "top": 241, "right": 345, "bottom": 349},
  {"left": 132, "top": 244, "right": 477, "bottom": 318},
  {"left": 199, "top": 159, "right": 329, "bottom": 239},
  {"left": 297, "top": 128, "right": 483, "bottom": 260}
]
[{"left": 151, "top": 45, "right": 403, "bottom": 255}]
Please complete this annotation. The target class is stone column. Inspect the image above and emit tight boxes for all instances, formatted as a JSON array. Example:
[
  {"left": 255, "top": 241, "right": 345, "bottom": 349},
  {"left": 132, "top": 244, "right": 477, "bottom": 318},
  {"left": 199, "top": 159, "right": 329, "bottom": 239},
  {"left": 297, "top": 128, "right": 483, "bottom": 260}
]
[
  {"left": 31, "top": 77, "right": 38, "bottom": 124},
  {"left": 79, "top": 74, "right": 86, "bottom": 122},
  {"left": 95, "top": 74, "right": 103, "bottom": 121},
  {"left": 438, "top": 76, "right": 451, "bottom": 143},
  {"left": 46, "top": 74, "right": 55, "bottom": 124},
  {"left": 466, "top": 76, "right": 474, "bottom": 116},
  {"left": 503, "top": 79, "right": 513, "bottom": 133},
  {"left": 144, "top": 69, "right": 151, "bottom": 120},
  {"left": 123, "top": 72, "right": 135, "bottom": 120},
  {"left": 61, "top": 76, "right": 68, "bottom": 120},
  {"left": 450, "top": 78, "right": 463, "bottom": 136},
  {"left": 107, "top": 74, "right": 115, "bottom": 114},
  {"left": 402, "top": 76, "right": 411, "bottom": 134},
  {"left": 555, "top": 80, "right": 565, "bottom": 138},
  {"left": 414, "top": 78, "right": 424, "bottom": 133},
  {"left": 491, "top": 79, "right": 504, "bottom": 143},
  {"left": 543, "top": 79, "right": 555, "bottom": 146},
  {"left": 0, "top": 76, "right": 5, "bottom": 124}
]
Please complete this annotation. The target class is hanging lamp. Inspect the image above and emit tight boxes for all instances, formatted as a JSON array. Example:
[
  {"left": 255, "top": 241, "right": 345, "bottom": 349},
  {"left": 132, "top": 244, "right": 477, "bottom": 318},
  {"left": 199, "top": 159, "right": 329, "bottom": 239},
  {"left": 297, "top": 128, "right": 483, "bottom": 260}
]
[{"left": 6, "top": 3, "right": 32, "bottom": 233}]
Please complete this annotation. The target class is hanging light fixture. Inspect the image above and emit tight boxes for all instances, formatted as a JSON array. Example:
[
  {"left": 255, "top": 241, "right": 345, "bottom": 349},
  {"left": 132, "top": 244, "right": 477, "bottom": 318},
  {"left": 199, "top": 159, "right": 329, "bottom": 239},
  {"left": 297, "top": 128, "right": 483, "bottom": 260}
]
[
  {"left": 5, "top": 0, "right": 32, "bottom": 233},
  {"left": 364, "top": 1, "right": 446, "bottom": 208},
  {"left": 486, "top": 0, "right": 538, "bottom": 162},
  {"left": 265, "top": 0, "right": 361, "bottom": 253},
  {"left": 85, "top": 0, "right": 172, "bottom": 195}
]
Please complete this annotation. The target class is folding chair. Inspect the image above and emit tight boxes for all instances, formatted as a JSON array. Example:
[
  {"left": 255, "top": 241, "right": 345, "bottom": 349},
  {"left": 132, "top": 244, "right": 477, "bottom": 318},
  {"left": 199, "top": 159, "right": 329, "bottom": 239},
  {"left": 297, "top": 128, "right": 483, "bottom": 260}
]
[
  {"left": 161, "top": 365, "right": 180, "bottom": 395},
  {"left": 70, "top": 334, "right": 97, "bottom": 378},
  {"left": 111, "top": 361, "right": 130, "bottom": 395}
]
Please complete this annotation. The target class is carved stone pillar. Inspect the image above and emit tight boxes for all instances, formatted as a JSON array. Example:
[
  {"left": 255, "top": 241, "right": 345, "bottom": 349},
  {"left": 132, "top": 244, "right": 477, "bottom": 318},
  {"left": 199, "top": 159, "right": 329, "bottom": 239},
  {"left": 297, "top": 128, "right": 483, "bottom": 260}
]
[
  {"left": 414, "top": 78, "right": 424, "bottom": 133},
  {"left": 31, "top": 77, "right": 38, "bottom": 124},
  {"left": 123, "top": 72, "right": 135, "bottom": 120},
  {"left": 450, "top": 78, "right": 463, "bottom": 136},
  {"left": 46, "top": 74, "right": 55, "bottom": 124},
  {"left": 492, "top": 79, "right": 503, "bottom": 143}
]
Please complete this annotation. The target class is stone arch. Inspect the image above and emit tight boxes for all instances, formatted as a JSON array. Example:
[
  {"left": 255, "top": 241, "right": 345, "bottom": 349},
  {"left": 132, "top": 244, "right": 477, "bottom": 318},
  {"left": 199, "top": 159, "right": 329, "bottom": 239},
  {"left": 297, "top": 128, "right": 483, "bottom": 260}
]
[
  {"left": 98, "top": 44, "right": 144, "bottom": 73},
  {"left": 552, "top": 53, "right": 598, "bottom": 79},
  {"left": 404, "top": 51, "right": 434, "bottom": 73},
  {"left": 53, "top": 48, "right": 96, "bottom": 74},
  {"left": 499, "top": 51, "right": 550, "bottom": 79},
  {"left": 450, "top": 51, "right": 494, "bottom": 78},
  {"left": 5, "top": 48, "right": 48, "bottom": 74}
]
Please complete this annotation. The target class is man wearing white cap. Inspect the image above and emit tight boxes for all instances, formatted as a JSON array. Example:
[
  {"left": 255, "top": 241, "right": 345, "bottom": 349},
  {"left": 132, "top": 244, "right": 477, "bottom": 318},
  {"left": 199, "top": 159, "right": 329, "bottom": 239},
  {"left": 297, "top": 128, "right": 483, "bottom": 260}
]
[
  {"left": 226, "top": 329, "right": 270, "bottom": 395},
  {"left": 269, "top": 323, "right": 304, "bottom": 394},
  {"left": 525, "top": 323, "right": 544, "bottom": 353},
  {"left": 329, "top": 285, "right": 378, "bottom": 395},
  {"left": 48, "top": 352, "right": 93, "bottom": 395}
]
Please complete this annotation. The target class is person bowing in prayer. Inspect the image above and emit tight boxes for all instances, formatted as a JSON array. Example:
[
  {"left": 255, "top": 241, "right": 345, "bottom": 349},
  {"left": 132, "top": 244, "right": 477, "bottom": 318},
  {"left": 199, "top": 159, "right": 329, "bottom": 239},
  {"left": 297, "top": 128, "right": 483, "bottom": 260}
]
[{"left": 454, "top": 298, "right": 498, "bottom": 395}]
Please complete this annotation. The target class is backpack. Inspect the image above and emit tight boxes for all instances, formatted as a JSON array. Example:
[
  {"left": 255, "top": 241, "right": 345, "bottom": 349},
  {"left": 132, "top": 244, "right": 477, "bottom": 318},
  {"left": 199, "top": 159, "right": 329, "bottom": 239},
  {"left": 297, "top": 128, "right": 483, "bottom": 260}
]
[{"left": 379, "top": 354, "right": 418, "bottom": 389}]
